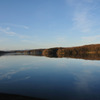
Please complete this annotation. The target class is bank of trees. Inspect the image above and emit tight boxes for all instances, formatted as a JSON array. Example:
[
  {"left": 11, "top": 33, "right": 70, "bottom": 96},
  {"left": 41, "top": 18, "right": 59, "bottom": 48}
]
[
  {"left": 42, "top": 44, "right": 100, "bottom": 57},
  {"left": 0, "top": 51, "right": 5, "bottom": 53}
]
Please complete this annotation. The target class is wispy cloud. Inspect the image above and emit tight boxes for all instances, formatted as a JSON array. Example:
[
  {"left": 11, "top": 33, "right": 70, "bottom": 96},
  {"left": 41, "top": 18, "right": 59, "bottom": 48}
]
[
  {"left": 0, "top": 27, "right": 31, "bottom": 41},
  {"left": 0, "top": 67, "right": 31, "bottom": 80},
  {"left": 0, "top": 27, "right": 16, "bottom": 36},
  {"left": 1, "top": 23, "right": 29, "bottom": 29},
  {"left": 73, "top": 10, "right": 93, "bottom": 33},
  {"left": 67, "top": 0, "right": 96, "bottom": 33}
]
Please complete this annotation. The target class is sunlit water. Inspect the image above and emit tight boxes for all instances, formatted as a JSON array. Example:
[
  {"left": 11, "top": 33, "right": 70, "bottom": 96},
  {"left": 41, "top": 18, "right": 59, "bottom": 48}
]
[{"left": 0, "top": 55, "right": 100, "bottom": 100}]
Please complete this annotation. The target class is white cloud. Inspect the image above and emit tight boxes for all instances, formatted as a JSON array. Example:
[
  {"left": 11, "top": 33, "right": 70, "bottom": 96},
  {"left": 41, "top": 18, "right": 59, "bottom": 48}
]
[
  {"left": 67, "top": 0, "right": 96, "bottom": 33},
  {"left": 73, "top": 10, "right": 92, "bottom": 33},
  {"left": 0, "top": 27, "right": 30, "bottom": 39},
  {"left": 0, "top": 67, "right": 31, "bottom": 80},
  {"left": 1, "top": 23, "right": 29, "bottom": 29},
  {"left": 0, "top": 27, "right": 16, "bottom": 36}
]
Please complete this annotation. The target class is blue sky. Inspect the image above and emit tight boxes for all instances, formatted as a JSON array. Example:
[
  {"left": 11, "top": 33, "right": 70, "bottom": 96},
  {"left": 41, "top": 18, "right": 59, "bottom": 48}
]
[{"left": 0, "top": 0, "right": 100, "bottom": 50}]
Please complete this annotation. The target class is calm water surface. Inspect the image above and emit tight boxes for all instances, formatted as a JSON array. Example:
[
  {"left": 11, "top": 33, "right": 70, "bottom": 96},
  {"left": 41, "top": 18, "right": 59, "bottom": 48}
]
[{"left": 0, "top": 55, "right": 100, "bottom": 100}]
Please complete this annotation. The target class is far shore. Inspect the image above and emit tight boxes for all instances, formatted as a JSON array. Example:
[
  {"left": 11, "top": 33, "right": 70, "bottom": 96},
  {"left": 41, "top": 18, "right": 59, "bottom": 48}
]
[{"left": 1, "top": 44, "right": 100, "bottom": 60}]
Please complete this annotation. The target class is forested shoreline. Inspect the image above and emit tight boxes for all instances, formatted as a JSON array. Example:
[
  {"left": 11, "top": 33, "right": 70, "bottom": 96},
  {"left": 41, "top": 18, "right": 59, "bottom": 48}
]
[{"left": 1, "top": 44, "right": 100, "bottom": 60}]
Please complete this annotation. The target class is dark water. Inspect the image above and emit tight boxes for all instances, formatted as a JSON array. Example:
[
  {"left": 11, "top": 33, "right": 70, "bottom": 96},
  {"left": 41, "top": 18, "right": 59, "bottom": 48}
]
[{"left": 0, "top": 55, "right": 100, "bottom": 100}]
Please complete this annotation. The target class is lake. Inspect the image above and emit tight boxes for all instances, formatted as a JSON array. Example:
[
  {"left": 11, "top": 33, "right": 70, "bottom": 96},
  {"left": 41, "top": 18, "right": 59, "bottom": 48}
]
[{"left": 0, "top": 54, "right": 100, "bottom": 100}]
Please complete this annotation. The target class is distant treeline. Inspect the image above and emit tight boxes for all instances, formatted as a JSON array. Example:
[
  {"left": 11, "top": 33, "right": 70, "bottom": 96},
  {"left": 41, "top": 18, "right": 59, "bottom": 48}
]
[
  {"left": 1, "top": 44, "right": 100, "bottom": 60},
  {"left": 14, "top": 49, "right": 44, "bottom": 55},
  {"left": 43, "top": 44, "right": 100, "bottom": 57},
  {"left": 0, "top": 51, "right": 6, "bottom": 53},
  {"left": 42, "top": 48, "right": 59, "bottom": 57},
  {"left": 0, "top": 51, "right": 4, "bottom": 53},
  {"left": 0, "top": 51, "right": 7, "bottom": 56},
  {"left": 2, "top": 44, "right": 100, "bottom": 56}
]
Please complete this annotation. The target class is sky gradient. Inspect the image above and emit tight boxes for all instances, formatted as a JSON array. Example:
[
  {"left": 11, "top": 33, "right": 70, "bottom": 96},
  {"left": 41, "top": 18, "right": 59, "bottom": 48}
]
[{"left": 0, "top": 0, "right": 100, "bottom": 50}]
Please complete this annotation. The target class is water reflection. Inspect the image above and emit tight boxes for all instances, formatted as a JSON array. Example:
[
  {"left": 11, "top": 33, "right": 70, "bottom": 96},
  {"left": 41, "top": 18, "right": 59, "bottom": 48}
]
[
  {"left": 0, "top": 53, "right": 5, "bottom": 57},
  {"left": 0, "top": 54, "right": 100, "bottom": 100},
  {"left": 45, "top": 53, "right": 100, "bottom": 60},
  {"left": 2, "top": 52, "right": 100, "bottom": 60},
  {"left": 0, "top": 67, "right": 31, "bottom": 81}
]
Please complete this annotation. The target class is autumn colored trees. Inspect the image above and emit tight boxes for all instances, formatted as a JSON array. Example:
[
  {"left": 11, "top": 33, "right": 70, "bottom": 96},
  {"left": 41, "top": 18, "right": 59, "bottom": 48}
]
[{"left": 42, "top": 44, "right": 100, "bottom": 57}]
